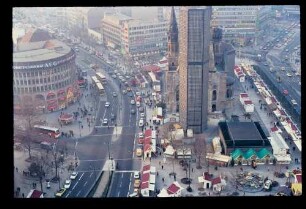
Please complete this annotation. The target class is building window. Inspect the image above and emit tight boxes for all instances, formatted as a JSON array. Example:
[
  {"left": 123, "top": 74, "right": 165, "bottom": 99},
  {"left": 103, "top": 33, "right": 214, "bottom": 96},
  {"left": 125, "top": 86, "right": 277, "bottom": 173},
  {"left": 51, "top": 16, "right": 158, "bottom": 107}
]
[
  {"left": 212, "top": 90, "right": 217, "bottom": 101},
  {"left": 20, "top": 80, "right": 24, "bottom": 85},
  {"left": 226, "top": 89, "right": 232, "bottom": 98},
  {"left": 212, "top": 104, "right": 216, "bottom": 112}
]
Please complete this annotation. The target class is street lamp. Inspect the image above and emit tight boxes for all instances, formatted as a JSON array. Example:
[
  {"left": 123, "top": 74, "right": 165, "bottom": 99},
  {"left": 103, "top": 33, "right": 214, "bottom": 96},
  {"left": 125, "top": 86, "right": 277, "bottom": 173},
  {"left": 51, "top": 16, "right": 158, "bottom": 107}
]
[
  {"left": 78, "top": 120, "right": 82, "bottom": 137},
  {"left": 186, "top": 158, "right": 192, "bottom": 192}
]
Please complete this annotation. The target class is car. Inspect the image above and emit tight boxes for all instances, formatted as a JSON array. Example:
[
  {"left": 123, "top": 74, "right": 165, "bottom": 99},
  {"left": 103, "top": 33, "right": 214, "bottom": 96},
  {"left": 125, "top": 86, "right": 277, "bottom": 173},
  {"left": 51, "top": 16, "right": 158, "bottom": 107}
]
[
  {"left": 287, "top": 73, "right": 292, "bottom": 77},
  {"left": 291, "top": 99, "right": 298, "bottom": 105},
  {"left": 122, "top": 90, "right": 127, "bottom": 94},
  {"left": 136, "top": 148, "right": 143, "bottom": 157},
  {"left": 64, "top": 180, "right": 71, "bottom": 189},
  {"left": 55, "top": 188, "right": 66, "bottom": 197},
  {"left": 139, "top": 107, "right": 144, "bottom": 113},
  {"left": 70, "top": 171, "right": 78, "bottom": 180},
  {"left": 46, "top": 181, "right": 51, "bottom": 189},
  {"left": 136, "top": 101, "right": 141, "bottom": 107},
  {"left": 130, "top": 100, "right": 135, "bottom": 105},
  {"left": 134, "top": 171, "right": 140, "bottom": 179},
  {"left": 111, "top": 113, "right": 116, "bottom": 120},
  {"left": 131, "top": 109, "right": 136, "bottom": 114},
  {"left": 264, "top": 180, "right": 272, "bottom": 191},
  {"left": 128, "top": 192, "right": 139, "bottom": 197},
  {"left": 112, "top": 75, "right": 117, "bottom": 79},
  {"left": 138, "top": 119, "right": 144, "bottom": 127},
  {"left": 128, "top": 92, "right": 133, "bottom": 97},
  {"left": 127, "top": 87, "right": 131, "bottom": 92},
  {"left": 112, "top": 92, "right": 117, "bottom": 97},
  {"left": 138, "top": 132, "right": 144, "bottom": 138},
  {"left": 136, "top": 92, "right": 141, "bottom": 96},
  {"left": 103, "top": 118, "right": 108, "bottom": 125},
  {"left": 105, "top": 102, "right": 110, "bottom": 107},
  {"left": 134, "top": 179, "right": 141, "bottom": 188},
  {"left": 140, "top": 113, "right": 145, "bottom": 118}
]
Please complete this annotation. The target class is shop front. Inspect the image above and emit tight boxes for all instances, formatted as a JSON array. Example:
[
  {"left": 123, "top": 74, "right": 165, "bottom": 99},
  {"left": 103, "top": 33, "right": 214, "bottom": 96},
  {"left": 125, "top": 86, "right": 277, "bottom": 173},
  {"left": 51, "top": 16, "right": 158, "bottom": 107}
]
[
  {"left": 66, "top": 87, "right": 74, "bottom": 104},
  {"left": 47, "top": 99, "right": 58, "bottom": 112},
  {"left": 58, "top": 96, "right": 66, "bottom": 109}
]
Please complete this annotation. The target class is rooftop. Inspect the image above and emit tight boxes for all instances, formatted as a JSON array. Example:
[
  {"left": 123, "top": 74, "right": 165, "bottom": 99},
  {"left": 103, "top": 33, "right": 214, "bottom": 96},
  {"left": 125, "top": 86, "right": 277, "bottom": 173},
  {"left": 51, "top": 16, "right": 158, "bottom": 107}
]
[
  {"left": 219, "top": 121, "right": 271, "bottom": 148},
  {"left": 227, "top": 122, "right": 263, "bottom": 141},
  {"left": 14, "top": 39, "right": 72, "bottom": 63}
]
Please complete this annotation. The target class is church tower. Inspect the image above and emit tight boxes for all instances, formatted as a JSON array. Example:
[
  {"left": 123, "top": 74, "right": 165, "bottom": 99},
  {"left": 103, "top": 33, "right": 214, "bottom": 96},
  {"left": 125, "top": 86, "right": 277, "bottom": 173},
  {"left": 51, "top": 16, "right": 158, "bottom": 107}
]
[{"left": 165, "top": 7, "right": 179, "bottom": 114}]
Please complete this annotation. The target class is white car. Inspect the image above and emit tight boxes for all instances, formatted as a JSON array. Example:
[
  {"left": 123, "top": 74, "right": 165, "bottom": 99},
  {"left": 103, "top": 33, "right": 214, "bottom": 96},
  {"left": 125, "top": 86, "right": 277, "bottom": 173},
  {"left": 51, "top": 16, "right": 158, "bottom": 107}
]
[
  {"left": 64, "top": 179, "right": 71, "bottom": 189},
  {"left": 264, "top": 180, "right": 272, "bottom": 191},
  {"left": 70, "top": 171, "right": 78, "bottom": 180},
  {"left": 287, "top": 73, "right": 292, "bottom": 77},
  {"left": 105, "top": 102, "right": 110, "bottom": 107},
  {"left": 136, "top": 92, "right": 141, "bottom": 96},
  {"left": 138, "top": 132, "right": 144, "bottom": 138},
  {"left": 140, "top": 113, "right": 145, "bottom": 118},
  {"left": 134, "top": 171, "right": 140, "bottom": 179},
  {"left": 112, "top": 92, "right": 117, "bottom": 97},
  {"left": 136, "top": 101, "right": 141, "bottom": 107},
  {"left": 103, "top": 118, "right": 108, "bottom": 125},
  {"left": 130, "top": 100, "right": 135, "bottom": 105}
]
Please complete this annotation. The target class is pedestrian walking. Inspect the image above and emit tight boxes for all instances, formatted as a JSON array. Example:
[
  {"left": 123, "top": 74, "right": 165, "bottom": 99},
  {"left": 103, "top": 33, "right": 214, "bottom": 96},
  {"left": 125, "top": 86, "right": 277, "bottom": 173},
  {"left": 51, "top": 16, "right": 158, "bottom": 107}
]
[
  {"left": 162, "top": 165, "right": 164, "bottom": 170},
  {"left": 22, "top": 193, "right": 24, "bottom": 198},
  {"left": 162, "top": 177, "right": 164, "bottom": 183},
  {"left": 16, "top": 167, "right": 18, "bottom": 172},
  {"left": 192, "top": 168, "right": 194, "bottom": 172},
  {"left": 157, "top": 171, "right": 159, "bottom": 176}
]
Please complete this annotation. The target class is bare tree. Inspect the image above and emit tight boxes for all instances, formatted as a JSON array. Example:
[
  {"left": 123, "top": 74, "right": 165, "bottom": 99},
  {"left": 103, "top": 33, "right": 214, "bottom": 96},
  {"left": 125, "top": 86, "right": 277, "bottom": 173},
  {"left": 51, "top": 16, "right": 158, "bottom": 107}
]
[
  {"left": 194, "top": 134, "right": 206, "bottom": 169},
  {"left": 20, "top": 107, "right": 40, "bottom": 160}
]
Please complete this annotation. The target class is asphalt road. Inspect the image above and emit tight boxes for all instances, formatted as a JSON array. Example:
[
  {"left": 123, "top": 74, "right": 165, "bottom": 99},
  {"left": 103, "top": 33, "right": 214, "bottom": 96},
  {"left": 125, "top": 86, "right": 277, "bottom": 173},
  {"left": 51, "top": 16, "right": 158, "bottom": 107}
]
[{"left": 60, "top": 48, "right": 139, "bottom": 197}]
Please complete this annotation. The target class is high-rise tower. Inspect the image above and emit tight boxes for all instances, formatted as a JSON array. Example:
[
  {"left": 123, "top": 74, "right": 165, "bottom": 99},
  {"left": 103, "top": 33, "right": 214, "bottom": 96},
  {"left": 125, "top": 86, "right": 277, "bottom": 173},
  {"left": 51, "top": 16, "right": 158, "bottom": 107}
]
[
  {"left": 165, "top": 7, "right": 179, "bottom": 114},
  {"left": 178, "top": 6, "right": 212, "bottom": 133}
]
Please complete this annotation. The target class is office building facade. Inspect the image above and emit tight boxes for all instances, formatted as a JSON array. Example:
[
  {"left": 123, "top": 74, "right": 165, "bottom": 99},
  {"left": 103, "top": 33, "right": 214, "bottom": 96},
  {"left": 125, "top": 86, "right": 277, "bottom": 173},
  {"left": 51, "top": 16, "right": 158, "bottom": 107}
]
[{"left": 178, "top": 6, "right": 212, "bottom": 133}]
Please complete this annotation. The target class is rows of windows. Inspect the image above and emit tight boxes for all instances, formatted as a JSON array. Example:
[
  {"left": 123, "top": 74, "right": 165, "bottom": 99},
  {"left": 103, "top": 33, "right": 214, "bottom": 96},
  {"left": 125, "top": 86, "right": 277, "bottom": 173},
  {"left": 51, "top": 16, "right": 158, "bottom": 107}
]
[
  {"left": 13, "top": 63, "right": 71, "bottom": 78},
  {"left": 214, "top": 7, "right": 258, "bottom": 12},
  {"left": 129, "top": 23, "right": 167, "bottom": 31},
  {"left": 13, "top": 78, "right": 72, "bottom": 94},
  {"left": 213, "top": 12, "right": 257, "bottom": 16},
  {"left": 129, "top": 28, "right": 167, "bottom": 36},
  {"left": 14, "top": 69, "right": 73, "bottom": 86}
]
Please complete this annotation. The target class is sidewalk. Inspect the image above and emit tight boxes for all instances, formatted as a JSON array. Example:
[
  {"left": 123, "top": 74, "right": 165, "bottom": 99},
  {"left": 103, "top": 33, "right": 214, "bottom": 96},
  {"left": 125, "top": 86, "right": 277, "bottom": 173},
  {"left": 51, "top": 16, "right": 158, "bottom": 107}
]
[
  {"left": 43, "top": 85, "right": 99, "bottom": 138},
  {"left": 14, "top": 147, "right": 78, "bottom": 198}
]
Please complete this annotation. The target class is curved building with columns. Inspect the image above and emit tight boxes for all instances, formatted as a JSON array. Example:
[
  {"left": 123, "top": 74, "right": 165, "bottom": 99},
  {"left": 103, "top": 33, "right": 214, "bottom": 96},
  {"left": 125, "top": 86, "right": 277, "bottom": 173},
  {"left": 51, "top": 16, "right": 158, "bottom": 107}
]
[{"left": 13, "top": 29, "right": 80, "bottom": 113}]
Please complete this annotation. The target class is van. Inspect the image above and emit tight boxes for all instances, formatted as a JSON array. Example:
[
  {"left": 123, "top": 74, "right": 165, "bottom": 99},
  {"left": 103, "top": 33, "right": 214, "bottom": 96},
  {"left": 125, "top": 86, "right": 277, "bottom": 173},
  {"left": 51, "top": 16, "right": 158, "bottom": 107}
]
[{"left": 139, "top": 119, "right": 144, "bottom": 127}]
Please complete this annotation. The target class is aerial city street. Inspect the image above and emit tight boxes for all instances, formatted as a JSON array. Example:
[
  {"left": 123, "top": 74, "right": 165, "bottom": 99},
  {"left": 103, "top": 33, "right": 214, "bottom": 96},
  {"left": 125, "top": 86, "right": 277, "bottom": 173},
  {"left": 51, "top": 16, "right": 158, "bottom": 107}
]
[{"left": 13, "top": 6, "right": 301, "bottom": 198}]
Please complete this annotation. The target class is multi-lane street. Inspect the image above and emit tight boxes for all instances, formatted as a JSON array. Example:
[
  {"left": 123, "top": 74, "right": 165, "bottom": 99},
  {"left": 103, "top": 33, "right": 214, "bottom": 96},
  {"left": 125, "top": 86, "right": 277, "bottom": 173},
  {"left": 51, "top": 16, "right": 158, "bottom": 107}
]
[{"left": 60, "top": 47, "right": 141, "bottom": 197}]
